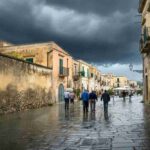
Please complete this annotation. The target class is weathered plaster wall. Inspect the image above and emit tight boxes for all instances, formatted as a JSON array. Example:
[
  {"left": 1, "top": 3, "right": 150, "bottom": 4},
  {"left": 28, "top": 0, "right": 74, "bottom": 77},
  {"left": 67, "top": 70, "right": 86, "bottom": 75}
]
[{"left": 0, "top": 54, "right": 52, "bottom": 114}]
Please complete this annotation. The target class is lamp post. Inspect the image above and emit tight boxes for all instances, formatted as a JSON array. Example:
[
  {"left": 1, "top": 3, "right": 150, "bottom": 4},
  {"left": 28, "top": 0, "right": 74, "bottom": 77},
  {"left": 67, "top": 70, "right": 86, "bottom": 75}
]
[
  {"left": 129, "top": 63, "right": 133, "bottom": 71},
  {"left": 129, "top": 63, "right": 143, "bottom": 74}
]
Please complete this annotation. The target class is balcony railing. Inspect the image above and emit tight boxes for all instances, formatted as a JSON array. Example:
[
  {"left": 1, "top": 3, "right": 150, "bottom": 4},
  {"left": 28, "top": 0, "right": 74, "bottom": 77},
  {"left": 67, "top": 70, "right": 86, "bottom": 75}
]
[
  {"left": 140, "top": 27, "right": 150, "bottom": 53},
  {"left": 73, "top": 75, "right": 80, "bottom": 81},
  {"left": 59, "top": 67, "right": 69, "bottom": 77},
  {"left": 97, "top": 77, "right": 101, "bottom": 82},
  {"left": 79, "top": 71, "right": 85, "bottom": 77},
  {"left": 79, "top": 71, "right": 91, "bottom": 78}
]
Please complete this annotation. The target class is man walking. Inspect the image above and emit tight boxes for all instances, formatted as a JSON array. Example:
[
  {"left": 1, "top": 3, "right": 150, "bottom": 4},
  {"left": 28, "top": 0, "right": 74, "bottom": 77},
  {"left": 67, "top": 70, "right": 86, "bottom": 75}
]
[
  {"left": 122, "top": 90, "right": 126, "bottom": 101},
  {"left": 101, "top": 90, "right": 110, "bottom": 113},
  {"left": 81, "top": 90, "right": 89, "bottom": 114},
  {"left": 64, "top": 90, "right": 70, "bottom": 110},
  {"left": 69, "top": 91, "right": 75, "bottom": 104},
  {"left": 89, "top": 91, "right": 97, "bottom": 112}
]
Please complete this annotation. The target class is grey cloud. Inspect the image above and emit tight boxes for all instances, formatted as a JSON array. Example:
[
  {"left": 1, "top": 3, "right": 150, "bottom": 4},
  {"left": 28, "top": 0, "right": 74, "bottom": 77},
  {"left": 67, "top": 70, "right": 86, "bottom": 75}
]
[
  {"left": 0, "top": 0, "right": 141, "bottom": 65},
  {"left": 45, "top": 0, "right": 138, "bottom": 16}
]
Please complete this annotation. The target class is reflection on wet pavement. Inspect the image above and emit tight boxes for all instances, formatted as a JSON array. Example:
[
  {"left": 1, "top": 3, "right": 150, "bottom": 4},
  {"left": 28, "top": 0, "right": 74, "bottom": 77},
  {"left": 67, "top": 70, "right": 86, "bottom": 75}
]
[{"left": 0, "top": 96, "right": 150, "bottom": 150}]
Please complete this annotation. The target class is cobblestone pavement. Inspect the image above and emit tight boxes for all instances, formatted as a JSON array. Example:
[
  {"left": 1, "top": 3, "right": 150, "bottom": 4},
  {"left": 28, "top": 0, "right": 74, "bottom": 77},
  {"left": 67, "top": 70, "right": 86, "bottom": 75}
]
[{"left": 0, "top": 96, "right": 150, "bottom": 150}]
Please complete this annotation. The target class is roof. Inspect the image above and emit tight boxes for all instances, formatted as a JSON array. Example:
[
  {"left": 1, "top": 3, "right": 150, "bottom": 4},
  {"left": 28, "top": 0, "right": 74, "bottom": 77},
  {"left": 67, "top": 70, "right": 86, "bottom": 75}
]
[{"left": 0, "top": 41, "right": 71, "bottom": 56}]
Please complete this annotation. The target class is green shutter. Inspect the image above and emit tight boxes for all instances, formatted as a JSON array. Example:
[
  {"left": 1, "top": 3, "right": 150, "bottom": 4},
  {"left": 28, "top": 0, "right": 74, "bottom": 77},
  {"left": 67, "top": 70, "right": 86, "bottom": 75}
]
[
  {"left": 59, "top": 59, "right": 63, "bottom": 74},
  {"left": 26, "top": 58, "right": 33, "bottom": 63}
]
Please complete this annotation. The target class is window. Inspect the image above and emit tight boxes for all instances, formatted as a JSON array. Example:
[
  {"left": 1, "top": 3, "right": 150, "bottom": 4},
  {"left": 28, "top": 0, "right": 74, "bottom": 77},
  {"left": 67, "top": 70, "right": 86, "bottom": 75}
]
[
  {"left": 87, "top": 69, "right": 89, "bottom": 78},
  {"left": 82, "top": 66, "right": 84, "bottom": 72},
  {"left": 59, "top": 59, "right": 63, "bottom": 74},
  {"left": 81, "top": 66, "right": 85, "bottom": 77},
  {"left": 25, "top": 58, "right": 33, "bottom": 63},
  {"left": 117, "top": 78, "right": 120, "bottom": 82},
  {"left": 74, "top": 65, "right": 77, "bottom": 75}
]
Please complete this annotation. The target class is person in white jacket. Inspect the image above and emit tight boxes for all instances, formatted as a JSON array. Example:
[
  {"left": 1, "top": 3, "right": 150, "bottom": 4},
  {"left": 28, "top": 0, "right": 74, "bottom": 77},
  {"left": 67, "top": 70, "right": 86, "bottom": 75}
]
[{"left": 64, "top": 91, "right": 70, "bottom": 110}]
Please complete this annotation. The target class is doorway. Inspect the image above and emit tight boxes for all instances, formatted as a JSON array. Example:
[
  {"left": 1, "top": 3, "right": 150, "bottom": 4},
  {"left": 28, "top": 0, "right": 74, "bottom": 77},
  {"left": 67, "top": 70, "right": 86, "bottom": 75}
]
[{"left": 58, "top": 84, "right": 64, "bottom": 102}]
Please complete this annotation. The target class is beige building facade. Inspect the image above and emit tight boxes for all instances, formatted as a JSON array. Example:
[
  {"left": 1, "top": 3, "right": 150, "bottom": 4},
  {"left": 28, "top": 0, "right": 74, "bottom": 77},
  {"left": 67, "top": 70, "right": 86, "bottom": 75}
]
[
  {"left": 72, "top": 59, "right": 80, "bottom": 90},
  {"left": 114, "top": 76, "right": 129, "bottom": 88},
  {"left": 139, "top": 0, "right": 150, "bottom": 102},
  {"left": 77, "top": 60, "right": 90, "bottom": 91},
  {"left": 0, "top": 40, "right": 138, "bottom": 104},
  {"left": 0, "top": 41, "right": 73, "bottom": 102}
]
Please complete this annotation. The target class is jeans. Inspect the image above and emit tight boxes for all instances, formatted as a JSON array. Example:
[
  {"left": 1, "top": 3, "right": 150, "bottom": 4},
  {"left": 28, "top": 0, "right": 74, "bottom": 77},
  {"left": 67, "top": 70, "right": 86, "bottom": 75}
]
[
  {"left": 90, "top": 100, "right": 96, "bottom": 112},
  {"left": 83, "top": 101, "right": 89, "bottom": 113},
  {"left": 65, "top": 98, "right": 69, "bottom": 110},
  {"left": 104, "top": 102, "right": 108, "bottom": 113},
  {"left": 70, "top": 99, "right": 74, "bottom": 104}
]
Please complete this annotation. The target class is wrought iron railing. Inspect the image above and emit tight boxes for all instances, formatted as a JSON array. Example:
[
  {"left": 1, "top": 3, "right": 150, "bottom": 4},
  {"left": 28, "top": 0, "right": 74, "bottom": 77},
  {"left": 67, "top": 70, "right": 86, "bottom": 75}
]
[{"left": 59, "top": 67, "right": 69, "bottom": 76}]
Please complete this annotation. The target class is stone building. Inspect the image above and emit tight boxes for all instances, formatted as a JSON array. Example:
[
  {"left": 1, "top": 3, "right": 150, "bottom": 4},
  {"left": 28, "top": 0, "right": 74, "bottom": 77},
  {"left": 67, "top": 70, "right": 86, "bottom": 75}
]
[
  {"left": 89, "top": 66, "right": 97, "bottom": 92},
  {"left": 114, "top": 76, "right": 129, "bottom": 88},
  {"left": 95, "top": 69, "right": 101, "bottom": 92},
  {"left": 72, "top": 59, "right": 80, "bottom": 90},
  {"left": 100, "top": 74, "right": 111, "bottom": 90},
  {"left": 0, "top": 41, "right": 73, "bottom": 102},
  {"left": 0, "top": 53, "right": 53, "bottom": 114},
  {"left": 77, "top": 60, "right": 90, "bottom": 91},
  {"left": 139, "top": 0, "right": 150, "bottom": 102}
]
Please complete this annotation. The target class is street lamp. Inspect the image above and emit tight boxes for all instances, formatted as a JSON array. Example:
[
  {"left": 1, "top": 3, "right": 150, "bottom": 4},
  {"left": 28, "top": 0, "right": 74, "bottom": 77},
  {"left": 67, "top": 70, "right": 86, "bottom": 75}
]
[
  {"left": 129, "top": 63, "right": 143, "bottom": 74},
  {"left": 129, "top": 63, "right": 133, "bottom": 71}
]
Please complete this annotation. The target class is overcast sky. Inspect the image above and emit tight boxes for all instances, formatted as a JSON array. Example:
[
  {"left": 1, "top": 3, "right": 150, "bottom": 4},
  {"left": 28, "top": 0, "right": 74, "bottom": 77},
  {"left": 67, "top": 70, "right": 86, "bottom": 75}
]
[{"left": 0, "top": 0, "right": 142, "bottom": 81}]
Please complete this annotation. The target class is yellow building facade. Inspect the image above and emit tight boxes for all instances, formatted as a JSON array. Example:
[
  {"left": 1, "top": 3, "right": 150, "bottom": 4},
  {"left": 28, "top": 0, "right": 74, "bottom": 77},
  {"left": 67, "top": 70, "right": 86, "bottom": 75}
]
[
  {"left": 114, "top": 76, "right": 129, "bottom": 88},
  {"left": 0, "top": 41, "right": 73, "bottom": 102},
  {"left": 0, "top": 40, "right": 136, "bottom": 103},
  {"left": 139, "top": 0, "right": 150, "bottom": 102}
]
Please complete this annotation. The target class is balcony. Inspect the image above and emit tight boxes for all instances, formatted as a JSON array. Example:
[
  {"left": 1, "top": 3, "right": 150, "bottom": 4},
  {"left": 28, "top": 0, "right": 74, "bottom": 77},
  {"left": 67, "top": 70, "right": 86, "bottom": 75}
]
[
  {"left": 140, "top": 27, "right": 150, "bottom": 53},
  {"left": 73, "top": 74, "right": 80, "bottom": 81},
  {"left": 97, "top": 77, "right": 101, "bottom": 82},
  {"left": 79, "top": 71, "right": 85, "bottom": 77},
  {"left": 59, "top": 67, "right": 69, "bottom": 77},
  {"left": 138, "top": 0, "right": 147, "bottom": 13}
]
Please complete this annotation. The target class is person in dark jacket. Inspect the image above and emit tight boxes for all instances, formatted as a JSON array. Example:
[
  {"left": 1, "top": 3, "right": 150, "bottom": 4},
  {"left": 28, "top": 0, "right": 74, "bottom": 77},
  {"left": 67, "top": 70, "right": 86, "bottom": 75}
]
[
  {"left": 81, "top": 90, "right": 89, "bottom": 113},
  {"left": 122, "top": 90, "right": 126, "bottom": 101},
  {"left": 89, "top": 91, "right": 97, "bottom": 112},
  {"left": 101, "top": 90, "right": 110, "bottom": 113}
]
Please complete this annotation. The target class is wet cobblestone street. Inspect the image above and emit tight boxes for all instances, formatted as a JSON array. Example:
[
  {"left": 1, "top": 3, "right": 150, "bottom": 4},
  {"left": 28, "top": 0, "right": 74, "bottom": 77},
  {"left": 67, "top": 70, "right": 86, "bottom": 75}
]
[{"left": 0, "top": 96, "right": 150, "bottom": 150}]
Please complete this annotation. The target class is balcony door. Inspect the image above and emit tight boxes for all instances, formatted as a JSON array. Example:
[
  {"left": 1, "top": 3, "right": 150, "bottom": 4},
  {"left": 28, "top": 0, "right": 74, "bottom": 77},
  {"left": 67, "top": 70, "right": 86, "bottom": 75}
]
[{"left": 59, "top": 59, "right": 63, "bottom": 75}]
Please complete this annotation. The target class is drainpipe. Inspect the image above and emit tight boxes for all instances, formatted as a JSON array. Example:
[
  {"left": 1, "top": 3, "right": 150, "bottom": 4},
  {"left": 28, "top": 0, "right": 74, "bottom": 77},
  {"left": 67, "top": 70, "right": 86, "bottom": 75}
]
[
  {"left": 67, "top": 58, "right": 69, "bottom": 88},
  {"left": 47, "top": 52, "right": 49, "bottom": 67}
]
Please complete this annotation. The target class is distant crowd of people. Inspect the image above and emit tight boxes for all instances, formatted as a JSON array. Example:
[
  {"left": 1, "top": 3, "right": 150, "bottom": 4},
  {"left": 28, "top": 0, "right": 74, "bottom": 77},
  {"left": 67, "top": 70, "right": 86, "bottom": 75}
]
[
  {"left": 64, "top": 91, "right": 75, "bottom": 110},
  {"left": 121, "top": 90, "right": 133, "bottom": 101}
]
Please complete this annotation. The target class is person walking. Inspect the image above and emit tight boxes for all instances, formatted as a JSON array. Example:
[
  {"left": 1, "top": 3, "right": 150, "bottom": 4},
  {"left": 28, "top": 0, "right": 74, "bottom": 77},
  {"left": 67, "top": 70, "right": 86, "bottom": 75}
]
[
  {"left": 122, "top": 90, "right": 126, "bottom": 101},
  {"left": 81, "top": 90, "right": 89, "bottom": 114},
  {"left": 69, "top": 91, "right": 75, "bottom": 104},
  {"left": 89, "top": 91, "right": 97, "bottom": 112},
  {"left": 129, "top": 91, "right": 133, "bottom": 101},
  {"left": 101, "top": 90, "right": 110, "bottom": 113},
  {"left": 64, "top": 90, "right": 70, "bottom": 110}
]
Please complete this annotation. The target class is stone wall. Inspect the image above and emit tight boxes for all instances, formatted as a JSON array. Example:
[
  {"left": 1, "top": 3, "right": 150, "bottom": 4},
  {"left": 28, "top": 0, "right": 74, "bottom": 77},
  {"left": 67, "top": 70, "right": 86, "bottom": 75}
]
[{"left": 0, "top": 53, "right": 53, "bottom": 114}]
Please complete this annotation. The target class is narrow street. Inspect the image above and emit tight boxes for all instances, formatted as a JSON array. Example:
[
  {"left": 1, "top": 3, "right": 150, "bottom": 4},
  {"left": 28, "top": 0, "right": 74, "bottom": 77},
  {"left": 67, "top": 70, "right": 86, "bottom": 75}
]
[{"left": 0, "top": 96, "right": 150, "bottom": 150}]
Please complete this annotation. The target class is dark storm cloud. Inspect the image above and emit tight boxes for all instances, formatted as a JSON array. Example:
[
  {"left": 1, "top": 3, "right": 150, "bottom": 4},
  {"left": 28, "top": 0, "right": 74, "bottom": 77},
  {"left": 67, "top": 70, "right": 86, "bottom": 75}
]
[
  {"left": 0, "top": 0, "right": 141, "bottom": 65},
  {"left": 45, "top": 0, "right": 137, "bottom": 16}
]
